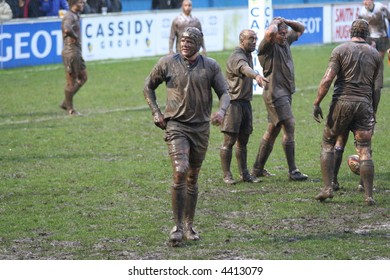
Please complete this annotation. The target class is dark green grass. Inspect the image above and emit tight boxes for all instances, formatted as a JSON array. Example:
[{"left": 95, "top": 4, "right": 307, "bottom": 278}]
[{"left": 0, "top": 44, "right": 389, "bottom": 260}]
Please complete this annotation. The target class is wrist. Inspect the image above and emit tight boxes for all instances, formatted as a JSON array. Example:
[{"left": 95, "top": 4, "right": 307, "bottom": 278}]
[{"left": 152, "top": 108, "right": 161, "bottom": 115}]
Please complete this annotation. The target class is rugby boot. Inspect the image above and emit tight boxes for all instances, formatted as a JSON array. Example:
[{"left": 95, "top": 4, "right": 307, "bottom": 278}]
[
  {"left": 252, "top": 168, "right": 275, "bottom": 177},
  {"left": 288, "top": 169, "right": 308, "bottom": 181},
  {"left": 223, "top": 172, "right": 236, "bottom": 185},
  {"left": 365, "top": 196, "right": 375, "bottom": 206},
  {"left": 169, "top": 226, "right": 183, "bottom": 243},
  {"left": 241, "top": 171, "right": 261, "bottom": 183},
  {"left": 260, "top": 169, "right": 275, "bottom": 177},
  {"left": 68, "top": 109, "right": 82, "bottom": 116},
  {"left": 315, "top": 185, "right": 334, "bottom": 202},
  {"left": 184, "top": 225, "right": 200, "bottom": 241}
]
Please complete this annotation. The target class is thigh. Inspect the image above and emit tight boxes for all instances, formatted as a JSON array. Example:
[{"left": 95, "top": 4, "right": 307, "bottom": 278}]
[
  {"left": 351, "top": 102, "right": 375, "bottom": 132},
  {"left": 63, "top": 52, "right": 85, "bottom": 76},
  {"left": 374, "top": 37, "right": 390, "bottom": 53},
  {"left": 165, "top": 122, "right": 191, "bottom": 173},
  {"left": 166, "top": 121, "right": 210, "bottom": 169},
  {"left": 241, "top": 102, "right": 253, "bottom": 135},
  {"left": 221, "top": 102, "right": 243, "bottom": 134},
  {"left": 188, "top": 123, "right": 210, "bottom": 168},
  {"left": 326, "top": 101, "right": 354, "bottom": 137},
  {"left": 267, "top": 96, "right": 293, "bottom": 126}
]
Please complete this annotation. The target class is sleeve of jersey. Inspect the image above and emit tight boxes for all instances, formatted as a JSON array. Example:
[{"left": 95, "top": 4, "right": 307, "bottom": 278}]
[
  {"left": 146, "top": 58, "right": 168, "bottom": 90},
  {"left": 328, "top": 48, "right": 341, "bottom": 74}
]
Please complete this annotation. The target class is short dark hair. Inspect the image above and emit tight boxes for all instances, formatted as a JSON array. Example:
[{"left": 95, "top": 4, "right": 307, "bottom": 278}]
[
  {"left": 239, "top": 29, "right": 255, "bottom": 43},
  {"left": 350, "top": 19, "right": 369, "bottom": 39},
  {"left": 68, "top": 0, "right": 80, "bottom": 7}
]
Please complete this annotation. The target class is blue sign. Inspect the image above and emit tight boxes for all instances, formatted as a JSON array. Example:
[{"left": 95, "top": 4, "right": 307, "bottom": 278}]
[
  {"left": 1, "top": 20, "right": 63, "bottom": 69},
  {"left": 274, "top": 7, "right": 323, "bottom": 45}
]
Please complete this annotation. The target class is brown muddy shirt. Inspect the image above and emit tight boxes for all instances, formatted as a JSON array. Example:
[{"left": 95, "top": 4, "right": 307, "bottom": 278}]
[
  {"left": 328, "top": 41, "right": 382, "bottom": 103},
  {"left": 257, "top": 31, "right": 299, "bottom": 107},
  {"left": 358, "top": 2, "right": 390, "bottom": 39},
  {"left": 225, "top": 47, "right": 254, "bottom": 101},
  {"left": 144, "top": 54, "right": 228, "bottom": 124},
  {"left": 169, "top": 13, "right": 203, "bottom": 53},
  {"left": 62, "top": 10, "right": 81, "bottom": 55}
]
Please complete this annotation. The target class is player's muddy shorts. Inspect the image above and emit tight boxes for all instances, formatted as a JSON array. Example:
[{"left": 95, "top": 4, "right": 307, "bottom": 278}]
[
  {"left": 367, "top": 36, "right": 390, "bottom": 53},
  {"left": 323, "top": 100, "right": 375, "bottom": 143},
  {"left": 221, "top": 100, "right": 253, "bottom": 134},
  {"left": 164, "top": 120, "right": 210, "bottom": 168},
  {"left": 62, "top": 51, "right": 86, "bottom": 75},
  {"left": 266, "top": 95, "right": 293, "bottom": 126}
]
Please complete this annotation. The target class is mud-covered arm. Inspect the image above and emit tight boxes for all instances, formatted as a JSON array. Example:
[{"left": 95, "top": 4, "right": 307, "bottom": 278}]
[
  {"left": 284, "top": 18, "right": 305, "bottom": 37},
  {"left": 143, "top": 72, "right": 166, "bottom": 129},
  {"left": 63, "top": 16, "right": 79, "bottom": 39},
  {"left": 313, "top": 67, "right": 337, "bottom": 123},
  {"left": 211, "top": 92, "right": 230, "bottom": 126},
  {"left": 240, "top": 65, "right": 268, "bottom": 87}
]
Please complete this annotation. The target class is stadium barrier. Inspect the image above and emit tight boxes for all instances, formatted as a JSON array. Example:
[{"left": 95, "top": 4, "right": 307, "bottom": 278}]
[{"left": 0, "top": 2, "right": 376, "bottom": 70}]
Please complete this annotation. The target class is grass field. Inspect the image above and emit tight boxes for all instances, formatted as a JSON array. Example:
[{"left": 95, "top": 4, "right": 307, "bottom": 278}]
[{"left": 0, "top": 44, "right": 389, "bottom": 260}]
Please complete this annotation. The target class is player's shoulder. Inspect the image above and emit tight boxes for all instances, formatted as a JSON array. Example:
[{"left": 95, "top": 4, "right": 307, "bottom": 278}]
[
  {"left": 160, "top": 53, "right": 179, "bottom": 62},
  {"left": 335, "top": 41, "right": 352, "bottom": 50},
  {"left": 376, "top": 2, "right": 385, "bottom": 9},
  {"left": 331, "top": 42, "right": 350, "bottom": 56},
  {"left": 63, "top": 11, "right": 77, "bottom": 20},
  {"left": 202, "top": 55, "right": 217, "bottom": 63},
  {"left": 201, "top": 55, "right": 221, "bottom": 69},
  {"left": 229, "top": 47, "right": 246, "bottom": 60}
]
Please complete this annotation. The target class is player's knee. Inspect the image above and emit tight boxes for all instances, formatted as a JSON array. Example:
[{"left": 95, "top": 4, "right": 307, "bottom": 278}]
[
  {"left": 223, "top": 133, "right": 237, "bottom": 148},
  {"left": 187, "top": 167, "right": 200, "bottom": 184},
  {"left": 65, "top": 85, "right": 73, "bottom": 92},
  {"left": 173, "top": 169, "right": 187, "bottom": 184},
  {"left": 355, "top": 139, "right": 372, "bottom": 160},
  {"left": 321, "top": 141, "right": 334, "bottom": 153},
  {"left": 322, "top": 135, "right": 336, "bottom": 147}
]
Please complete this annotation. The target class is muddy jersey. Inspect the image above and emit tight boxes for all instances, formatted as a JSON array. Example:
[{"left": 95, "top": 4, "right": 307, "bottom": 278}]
[
  {"left": 144, "top": 54, "right": 228, "bottom": 124},
  {"left": 169, "top": 14, "right": 203, "bottom": 53},
  {"left": 225, "top": 47, "right": 254, "bottom": 101},
  {"left": 61, "top": 10, "right": 81, "bottom": 54},
  {"left": 359, "top": 2, "right": 390, "bottom": 38},
  {"left": 328, "top": 41, "right": 382, "bottom": 103},
  {"left": 257, "top": 31, "right": 299, "bottom": 107}
]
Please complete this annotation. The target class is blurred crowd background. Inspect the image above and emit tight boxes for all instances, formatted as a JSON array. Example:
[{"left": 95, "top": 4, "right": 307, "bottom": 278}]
[{"left": 2, "top": 0, "right": 361, "bottom": 20}]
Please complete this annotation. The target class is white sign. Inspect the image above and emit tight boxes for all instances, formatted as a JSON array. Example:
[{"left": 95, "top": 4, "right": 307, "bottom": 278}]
[
  {"left": 332, "top": 4, "right": 361, "bottom": 42},
  {"left": 81, "top": 11, "right": 224, "bottom": 61},
  {"left": 82, "top": 14, "right": 155, "bottom": 60},
  {"left": 249, "top": 0, "right": 273, "bottom": 94},
  {"left": 154, "top": 10, "right": 224, "bottom": 55}
]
